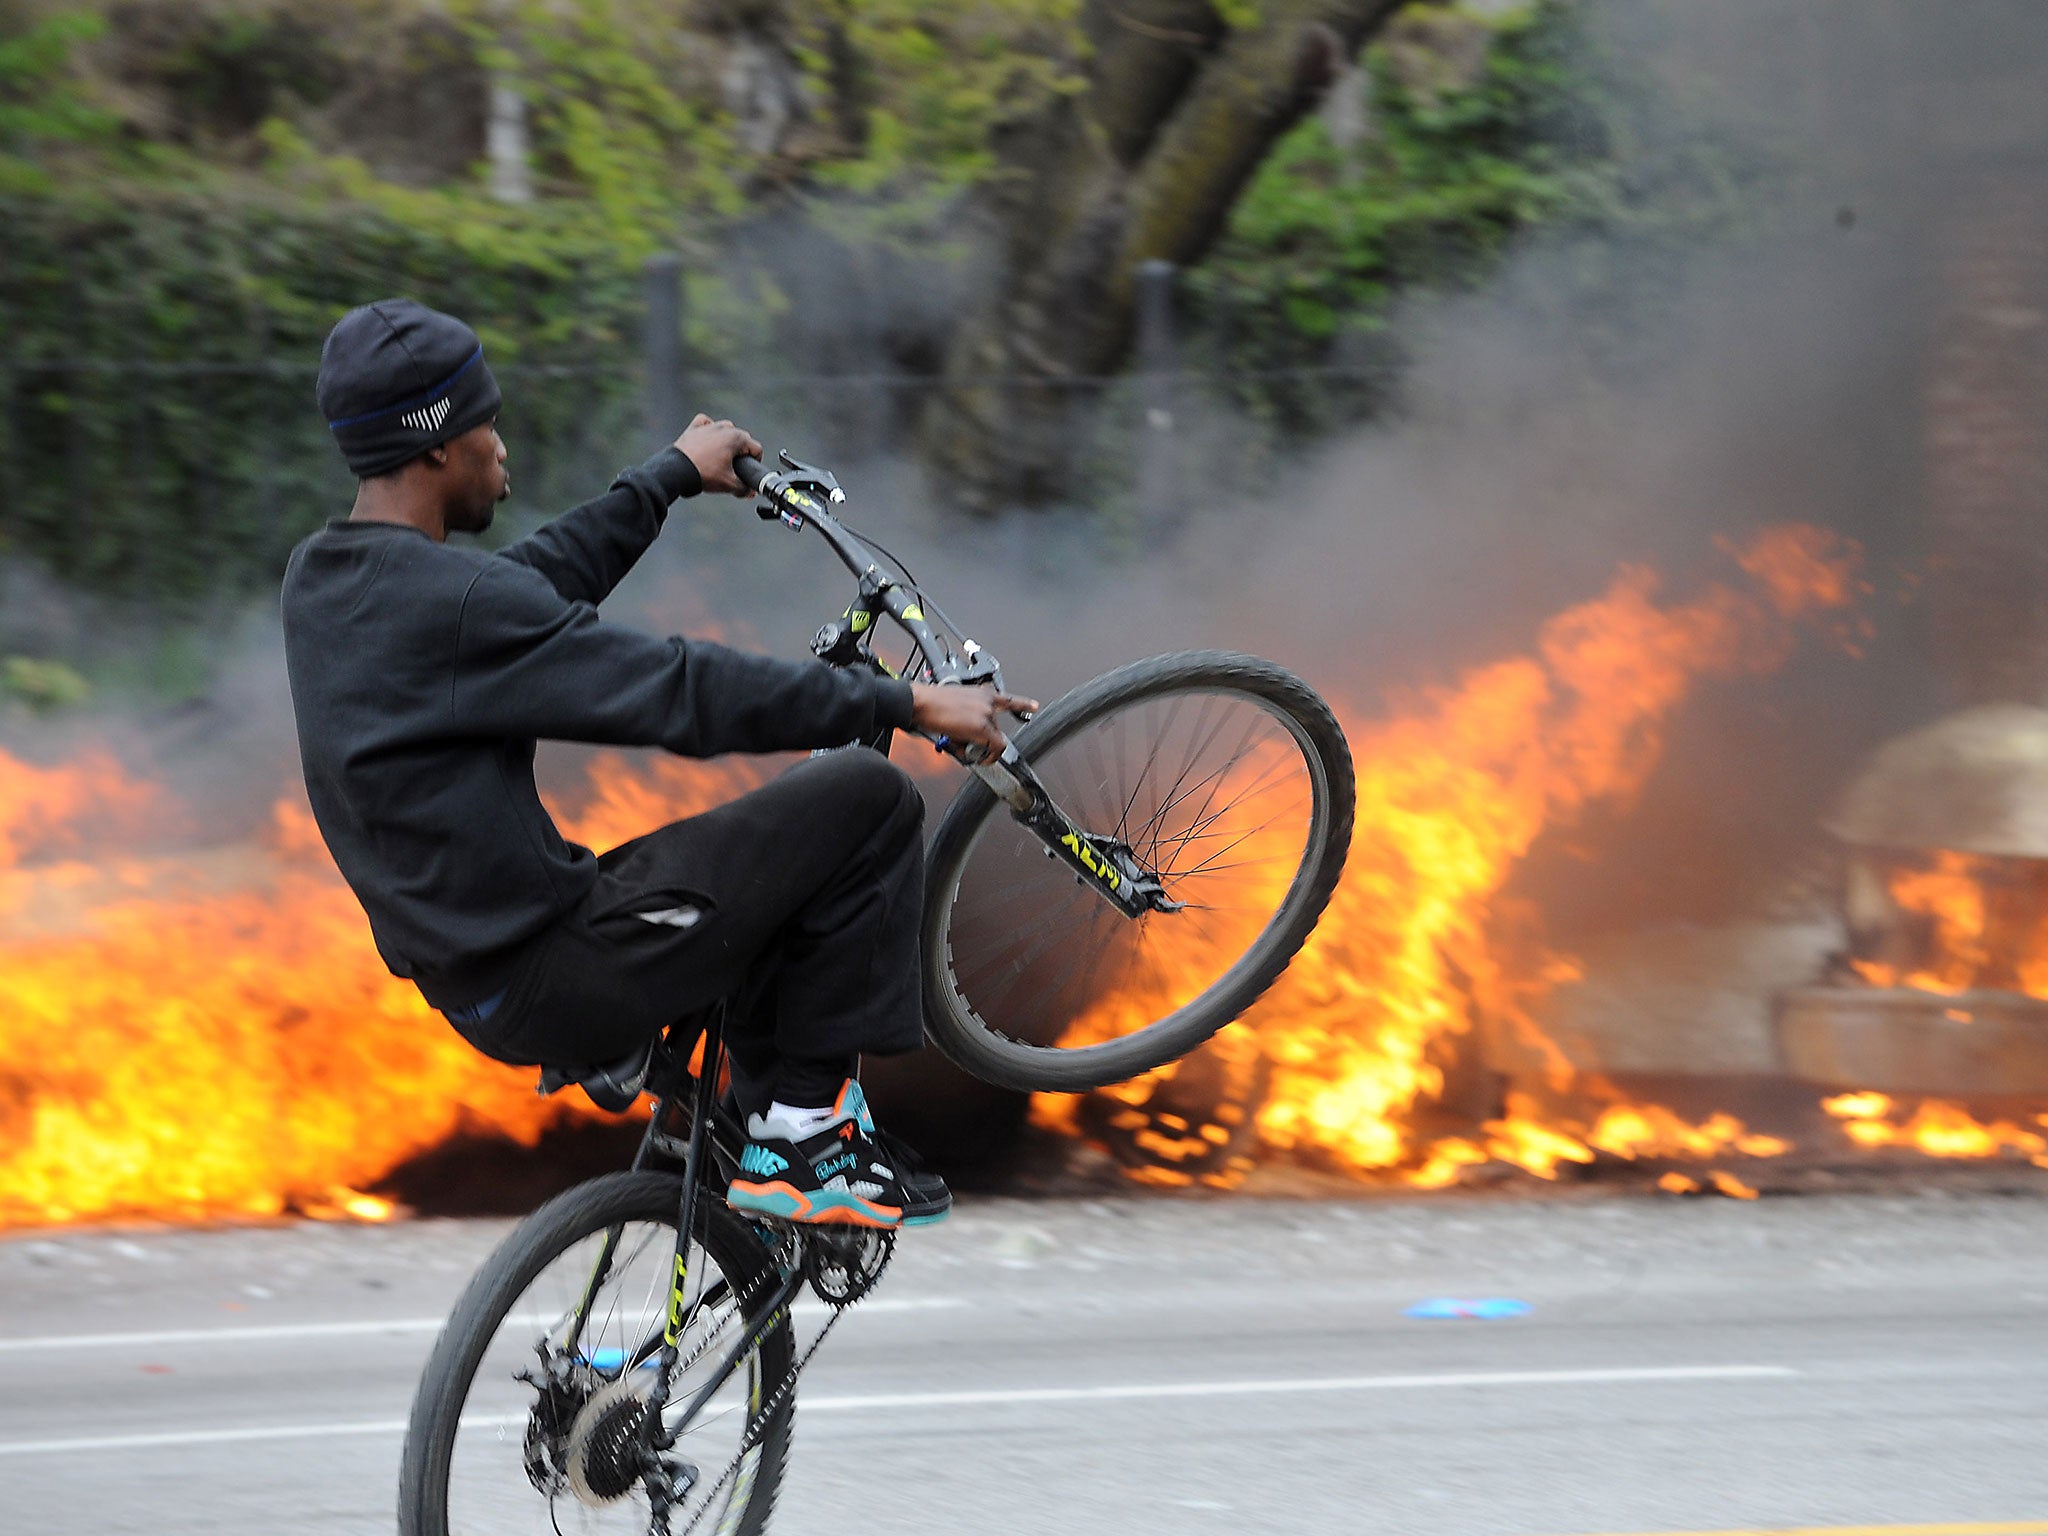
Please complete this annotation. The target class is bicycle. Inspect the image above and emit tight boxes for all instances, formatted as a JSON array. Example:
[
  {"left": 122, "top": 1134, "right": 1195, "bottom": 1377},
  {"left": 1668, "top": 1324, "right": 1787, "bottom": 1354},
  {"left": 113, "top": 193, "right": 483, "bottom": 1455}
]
[{"left": 396, "top": 451, "right": 1357, "bottom": 1535}]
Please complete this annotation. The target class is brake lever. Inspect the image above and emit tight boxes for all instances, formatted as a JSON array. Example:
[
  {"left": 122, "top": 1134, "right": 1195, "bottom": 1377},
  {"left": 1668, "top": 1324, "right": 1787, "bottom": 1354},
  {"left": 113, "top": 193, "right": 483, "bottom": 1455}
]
[
  {"left": 753, "top": 449, "right": 846, "bottom": 529},
  {"left": 776, "top": 450, "right": 844, "bottom": 504}
]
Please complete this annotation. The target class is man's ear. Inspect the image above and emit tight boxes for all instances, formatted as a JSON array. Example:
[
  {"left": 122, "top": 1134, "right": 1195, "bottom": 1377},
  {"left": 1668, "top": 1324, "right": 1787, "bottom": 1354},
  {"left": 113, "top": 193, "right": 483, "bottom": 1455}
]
[{"left": 424, "top": 443, "right": 450, "bottom": 469}]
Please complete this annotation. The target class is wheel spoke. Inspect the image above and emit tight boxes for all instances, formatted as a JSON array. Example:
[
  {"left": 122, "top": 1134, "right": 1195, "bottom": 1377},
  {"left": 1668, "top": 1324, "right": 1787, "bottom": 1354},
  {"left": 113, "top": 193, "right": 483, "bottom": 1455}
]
[
  {"left": 430, "top": 1191, "right": 787, "bottom": 1536},
  {"left": 939, "top": 678, "right": 1335, "bottom": 1060},
  {"left": 1131, "top": 692, "right": 1230, "bottom": 851},
  {"left": 1138, "top": 719, "right": 1282, "bottom": 863}
]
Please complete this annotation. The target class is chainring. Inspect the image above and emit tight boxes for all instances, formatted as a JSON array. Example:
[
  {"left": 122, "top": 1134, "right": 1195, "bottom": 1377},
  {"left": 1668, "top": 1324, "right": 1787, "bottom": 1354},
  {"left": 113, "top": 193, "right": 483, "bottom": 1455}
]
[{"left": 800, "top": 1226, "right": 894, "bottom": 1306}]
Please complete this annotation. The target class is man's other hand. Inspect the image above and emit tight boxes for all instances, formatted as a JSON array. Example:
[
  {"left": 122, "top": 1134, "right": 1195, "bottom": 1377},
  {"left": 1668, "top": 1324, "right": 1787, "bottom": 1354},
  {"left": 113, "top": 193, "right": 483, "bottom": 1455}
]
[
  {"left": 909, "top": 683, "right": 1041, "bottom": 753},
  {"left": 676, "top": 414, "right": 764, "bottom": 497}
]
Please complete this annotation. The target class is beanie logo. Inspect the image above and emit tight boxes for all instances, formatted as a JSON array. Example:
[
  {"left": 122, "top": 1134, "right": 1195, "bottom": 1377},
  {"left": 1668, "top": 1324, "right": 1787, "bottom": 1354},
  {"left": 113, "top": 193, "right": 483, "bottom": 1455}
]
[{"left": 400, "top": 396, "right": 453, "bottom": 434}]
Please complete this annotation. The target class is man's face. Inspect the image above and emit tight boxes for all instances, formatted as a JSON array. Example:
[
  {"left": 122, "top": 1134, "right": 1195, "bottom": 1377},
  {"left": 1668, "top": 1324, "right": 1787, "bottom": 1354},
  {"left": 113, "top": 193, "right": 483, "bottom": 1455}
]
[{"left": 440, "top": 419, "right": 510, "bottom": 534}]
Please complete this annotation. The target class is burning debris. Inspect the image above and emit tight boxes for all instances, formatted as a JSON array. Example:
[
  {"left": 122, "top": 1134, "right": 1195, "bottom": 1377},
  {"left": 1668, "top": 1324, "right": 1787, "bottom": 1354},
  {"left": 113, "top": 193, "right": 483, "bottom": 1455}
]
[
  {"left": 0, "top": 524, "right": 2041, "bottom": 1228},
  {"left": 1779, "top": 705, "right": 2048, "bottom": 1131},
  {"left": 0, "top": 755, "right": 772, "bottom": 1228},
  {"left": 1823, "top": 1092, "right": 2048, "bottom": 1165},
  {"left": 1040, "top": 525, "right": 1883, "bottom": 1194}
]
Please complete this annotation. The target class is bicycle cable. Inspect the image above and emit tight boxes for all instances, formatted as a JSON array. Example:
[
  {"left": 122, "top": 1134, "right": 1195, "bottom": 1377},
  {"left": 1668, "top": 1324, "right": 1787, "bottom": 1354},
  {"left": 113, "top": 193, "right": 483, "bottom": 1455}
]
[
  {"left": 834, "top": 518, "right": 919, "bottom": 589},
  {"left": 825, "top": 518, "right": 941, "bottom": 681},
  {"left": 836, "top": 518, "right": 986, "bottom": 673}
]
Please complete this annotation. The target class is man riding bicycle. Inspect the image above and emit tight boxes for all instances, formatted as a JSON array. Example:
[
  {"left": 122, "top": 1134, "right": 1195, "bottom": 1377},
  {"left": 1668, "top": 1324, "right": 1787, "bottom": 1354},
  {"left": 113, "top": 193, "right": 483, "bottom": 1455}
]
[{"left": 282, "top": 298, "right": 1034, "bottom": 1229}]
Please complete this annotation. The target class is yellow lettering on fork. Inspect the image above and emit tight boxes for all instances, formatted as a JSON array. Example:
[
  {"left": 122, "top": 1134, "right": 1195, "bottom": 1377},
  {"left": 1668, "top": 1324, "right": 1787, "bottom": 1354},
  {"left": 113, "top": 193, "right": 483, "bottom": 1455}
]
[{"left": 1059, "top": 831, "right": 1122, "bottom": 891}]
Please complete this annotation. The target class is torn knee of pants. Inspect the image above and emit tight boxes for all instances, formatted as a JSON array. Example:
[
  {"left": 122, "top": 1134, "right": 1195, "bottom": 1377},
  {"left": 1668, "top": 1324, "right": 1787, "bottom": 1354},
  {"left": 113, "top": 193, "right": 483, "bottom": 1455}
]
[{"left": 633, "top": 903, "right": 704, "bottom": 929}]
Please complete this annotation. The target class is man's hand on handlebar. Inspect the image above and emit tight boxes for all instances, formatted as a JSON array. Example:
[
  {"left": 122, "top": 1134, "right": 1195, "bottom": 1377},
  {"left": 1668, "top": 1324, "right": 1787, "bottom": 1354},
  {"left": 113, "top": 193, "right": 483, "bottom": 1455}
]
[
  {"left": 910, "top": 683, "right": 1040, "bottom": 754},
  {"left": 675, "top": 414, "right": 764, "bottom": 497}
]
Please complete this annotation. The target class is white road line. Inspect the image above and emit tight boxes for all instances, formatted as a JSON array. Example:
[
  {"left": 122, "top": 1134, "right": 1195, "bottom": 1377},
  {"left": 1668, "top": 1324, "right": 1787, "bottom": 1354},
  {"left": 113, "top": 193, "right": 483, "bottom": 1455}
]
[
  {"left": 0, "top": 1420, "right": 425, "bottom": 1457},
  {"left": 0, "top": 1297, "right": 964, "bottom": 1353},
  {"left": 798, "top": 1364, "right": 1797, "bottom": 1412},
  {"left": 0, "top": 1364, "right": 1795, "bottom": 1457}
]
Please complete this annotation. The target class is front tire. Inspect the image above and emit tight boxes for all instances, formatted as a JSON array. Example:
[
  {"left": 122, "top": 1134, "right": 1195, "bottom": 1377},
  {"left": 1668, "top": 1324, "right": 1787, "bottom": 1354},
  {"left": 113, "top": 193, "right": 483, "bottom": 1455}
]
[{"left": 921, "top": 650, "right": 1354, "bottom": 1092}]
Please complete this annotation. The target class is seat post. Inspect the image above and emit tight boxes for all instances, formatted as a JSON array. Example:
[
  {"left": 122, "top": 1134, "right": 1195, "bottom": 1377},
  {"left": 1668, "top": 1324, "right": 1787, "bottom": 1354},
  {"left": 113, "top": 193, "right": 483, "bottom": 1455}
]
[
  {"left": 664, "top": 1004, "right": 725, "bottom": 1233},
  {"left": 631, "top": 1002, "right": 728, "bottom": 1173}
]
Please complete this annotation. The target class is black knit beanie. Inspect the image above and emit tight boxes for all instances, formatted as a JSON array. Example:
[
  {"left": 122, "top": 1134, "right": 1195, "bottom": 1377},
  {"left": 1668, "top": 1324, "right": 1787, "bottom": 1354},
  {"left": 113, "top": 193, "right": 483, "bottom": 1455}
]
[{"left": 317, "top": 299, "right": 503, "bottom": 478}]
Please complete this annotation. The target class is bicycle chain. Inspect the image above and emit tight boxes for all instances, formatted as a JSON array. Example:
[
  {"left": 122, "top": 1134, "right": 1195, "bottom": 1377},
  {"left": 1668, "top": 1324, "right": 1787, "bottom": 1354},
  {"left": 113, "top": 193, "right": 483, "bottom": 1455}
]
[
  {"left": 669, "top": 1226, "right": 798, "bottom": 1378},
  {"left": 663, "top": 1227, "right": 894, "bottom": 1536}
]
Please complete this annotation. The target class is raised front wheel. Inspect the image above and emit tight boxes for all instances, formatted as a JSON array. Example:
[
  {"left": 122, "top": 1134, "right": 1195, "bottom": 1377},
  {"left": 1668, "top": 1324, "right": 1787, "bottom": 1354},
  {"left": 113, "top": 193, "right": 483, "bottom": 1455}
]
[{"left": 921, "top": 651, "right": 1355, "bottom": 1092}]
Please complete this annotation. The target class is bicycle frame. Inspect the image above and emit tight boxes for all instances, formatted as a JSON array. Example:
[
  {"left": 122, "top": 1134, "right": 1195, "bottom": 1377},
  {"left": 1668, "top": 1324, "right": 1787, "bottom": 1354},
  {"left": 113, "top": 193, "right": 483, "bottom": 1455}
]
[
  {"left": 543, "top": 1011, "right": 805, "bottom": 1522},
  {"left": 740, "top": 452, "right": 1178, "bottom": 921},
  {"left": 533, "top": 450, "right": 1197, "bottom": 1512}
]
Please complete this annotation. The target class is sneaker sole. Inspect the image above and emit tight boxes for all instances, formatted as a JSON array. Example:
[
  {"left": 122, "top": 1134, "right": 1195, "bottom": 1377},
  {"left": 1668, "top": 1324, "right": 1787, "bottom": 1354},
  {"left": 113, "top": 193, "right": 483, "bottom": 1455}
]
[{"left": 727, "top": 1179, "right": 902, "bottom": 1229}]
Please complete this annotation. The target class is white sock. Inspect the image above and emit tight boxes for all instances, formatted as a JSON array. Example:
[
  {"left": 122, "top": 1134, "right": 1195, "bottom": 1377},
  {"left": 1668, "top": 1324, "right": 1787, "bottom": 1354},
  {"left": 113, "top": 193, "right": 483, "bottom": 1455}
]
[{"left": 766, "top": 1100, "right": 840, "bottom": 1136}]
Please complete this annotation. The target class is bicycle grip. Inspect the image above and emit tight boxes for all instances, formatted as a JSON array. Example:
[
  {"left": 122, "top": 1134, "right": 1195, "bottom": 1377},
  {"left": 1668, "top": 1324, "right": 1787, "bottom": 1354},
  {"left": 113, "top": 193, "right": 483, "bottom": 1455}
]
[{"left": 734, "top": 455, "right": 767, "bottom": 493}]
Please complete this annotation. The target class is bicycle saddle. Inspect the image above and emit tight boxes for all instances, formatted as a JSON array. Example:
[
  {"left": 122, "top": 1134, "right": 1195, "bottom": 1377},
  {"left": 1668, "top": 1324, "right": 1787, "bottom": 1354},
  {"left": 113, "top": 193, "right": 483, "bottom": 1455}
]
[{"left": 536, "top": 1034, "right": 657, "bottom": 1113}]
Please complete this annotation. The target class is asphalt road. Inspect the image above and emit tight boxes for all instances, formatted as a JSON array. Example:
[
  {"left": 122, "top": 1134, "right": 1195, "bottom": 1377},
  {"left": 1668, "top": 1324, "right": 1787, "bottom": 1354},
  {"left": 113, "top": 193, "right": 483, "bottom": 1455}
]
[{"left": 2, "top": 1189, "right": 2046, "bottom": 1536}]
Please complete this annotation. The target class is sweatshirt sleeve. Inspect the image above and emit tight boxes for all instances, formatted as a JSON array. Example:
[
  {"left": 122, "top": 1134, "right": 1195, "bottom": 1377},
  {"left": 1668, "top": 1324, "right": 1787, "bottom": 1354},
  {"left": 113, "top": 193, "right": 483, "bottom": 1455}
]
[
  {"left": 449, "top": 558, "right": 913, "bottom": 752},
  {"left": 494, "top": 447, "right": 703, "bottom": 607}
]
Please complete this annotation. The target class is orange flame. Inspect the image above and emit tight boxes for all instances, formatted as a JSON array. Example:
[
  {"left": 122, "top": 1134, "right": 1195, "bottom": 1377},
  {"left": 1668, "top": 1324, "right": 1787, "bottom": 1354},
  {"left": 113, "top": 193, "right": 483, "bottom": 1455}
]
[
  {"left": 1848, "top": 851, "right": 1990, "bottom": 994},
  {"left": 1044, "top": 525, "right": 1866, "bottom": 1185},
  {"left": 0, "top": 748, "right": 760, "bottom": 1228},
  {"left": 1822, "top": 1091, "right": 2048, "bottom": 1166},
  {"left": 0, "top": 524, "right": 1878, "bottom": 1225},
  {"left": 1846, "top": 847, "right": 2048, "bottom": 999}
]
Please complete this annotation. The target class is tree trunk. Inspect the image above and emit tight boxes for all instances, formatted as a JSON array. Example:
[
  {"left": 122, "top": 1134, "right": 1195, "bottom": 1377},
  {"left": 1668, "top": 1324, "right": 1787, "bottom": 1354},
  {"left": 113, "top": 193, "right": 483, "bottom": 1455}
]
[{"left": 920, "top": 0, "right": 1402, "bottom": 511}]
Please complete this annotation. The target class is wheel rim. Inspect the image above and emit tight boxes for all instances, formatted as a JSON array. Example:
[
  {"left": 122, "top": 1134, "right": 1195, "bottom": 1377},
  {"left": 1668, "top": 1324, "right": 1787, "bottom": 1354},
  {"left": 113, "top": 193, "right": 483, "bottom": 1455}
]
[
  {"left": 933, "top": 685, "right": 1331, "bottom": 1062},
  {"left": 440, "top": 1216, "right": 770, "bottom": 1535}
]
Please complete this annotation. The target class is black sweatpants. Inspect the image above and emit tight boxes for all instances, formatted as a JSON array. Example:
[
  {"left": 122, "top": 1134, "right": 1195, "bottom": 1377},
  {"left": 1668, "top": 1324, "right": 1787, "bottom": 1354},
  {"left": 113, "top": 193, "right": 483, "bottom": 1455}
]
[{"left": 444, "top": 748, "right": 927, "bottom": 1112}]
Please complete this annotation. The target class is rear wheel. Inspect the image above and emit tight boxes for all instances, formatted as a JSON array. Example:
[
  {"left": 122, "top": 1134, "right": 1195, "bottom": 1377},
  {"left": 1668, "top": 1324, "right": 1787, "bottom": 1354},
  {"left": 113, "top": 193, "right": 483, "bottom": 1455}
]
[
  {"left": 921, "top": 650, "right": 1354, "bottom": 1092},
  {"left": 398, "top": 1170, "right": 793, "bottom": 1536}
]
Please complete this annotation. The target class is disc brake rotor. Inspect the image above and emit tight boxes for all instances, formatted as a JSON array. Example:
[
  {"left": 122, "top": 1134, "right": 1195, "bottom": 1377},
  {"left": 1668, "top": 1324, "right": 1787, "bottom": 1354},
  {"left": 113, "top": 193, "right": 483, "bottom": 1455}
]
[{"left": 518, "top": 1349, "right": 600, "bottom": 1496}]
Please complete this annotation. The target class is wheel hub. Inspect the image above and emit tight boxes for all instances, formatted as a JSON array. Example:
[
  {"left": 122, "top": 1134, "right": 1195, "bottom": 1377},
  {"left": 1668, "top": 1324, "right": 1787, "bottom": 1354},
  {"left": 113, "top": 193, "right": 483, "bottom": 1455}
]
[{"left": 517, "top": 1350, "right": 599, "bottom": 1496}]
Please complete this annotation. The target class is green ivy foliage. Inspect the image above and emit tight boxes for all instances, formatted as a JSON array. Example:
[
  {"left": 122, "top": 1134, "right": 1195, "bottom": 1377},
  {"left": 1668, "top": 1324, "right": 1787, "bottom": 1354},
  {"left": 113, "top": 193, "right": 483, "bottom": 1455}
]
[
  {"left": 0, "top": 0, "right": 1746, "bottom": 613},
  {"left": 1187, "top": 0, "right": 1756, "bottom": 436},
  {"left": 0, "top": 12, "right": 116, "bottom": 193},
  {"left": 0, "top": 5, "right": 705, "bottom": 606},
  {"left": 0, "top": 179, "right": 649, "bottom": 603},
  {"left": 791, "top": 0, "right": 1084, "bottom": 202},
  {"left": 0, "top": 0, "right": 1095, "bottom": 613},
  {"left": 1, "top": 655, "right": 90, "bottom": 712},
  {"left": 454, "top": 0, "right": 746, "bottom": 248}
]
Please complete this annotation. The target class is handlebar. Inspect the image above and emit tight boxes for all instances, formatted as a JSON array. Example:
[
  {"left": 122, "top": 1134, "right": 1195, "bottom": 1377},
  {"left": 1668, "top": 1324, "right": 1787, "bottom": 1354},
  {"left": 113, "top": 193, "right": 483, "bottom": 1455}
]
[{"left": 732, "top": 447, "right": 1026, "bottom": 753}]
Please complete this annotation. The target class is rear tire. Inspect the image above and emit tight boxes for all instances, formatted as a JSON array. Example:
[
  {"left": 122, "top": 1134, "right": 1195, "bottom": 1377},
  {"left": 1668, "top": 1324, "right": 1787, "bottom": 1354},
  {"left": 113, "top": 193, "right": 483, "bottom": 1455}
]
[
  {"left": 921, "top": 650, "right": 1354, "bottom": 1092},
  {"left": 398, "top": 1170, "right": 793, "bottom": 1536}
]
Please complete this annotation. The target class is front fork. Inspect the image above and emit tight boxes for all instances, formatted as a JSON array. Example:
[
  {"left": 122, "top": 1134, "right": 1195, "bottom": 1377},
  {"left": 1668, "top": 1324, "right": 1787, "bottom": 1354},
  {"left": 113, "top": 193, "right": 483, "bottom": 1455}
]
[
  {"left": 969, "top": 745, "right": 1181, "bottom": 917},
  {"left": 815, "top": 648, "right": 1175, "bottom": 920}
]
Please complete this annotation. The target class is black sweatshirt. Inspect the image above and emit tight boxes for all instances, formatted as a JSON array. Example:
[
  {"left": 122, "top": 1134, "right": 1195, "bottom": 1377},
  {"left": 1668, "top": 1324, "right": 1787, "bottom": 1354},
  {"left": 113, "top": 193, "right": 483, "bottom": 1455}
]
[{"left": 280, "top": 447, "right": 914, "bottom": 1003}]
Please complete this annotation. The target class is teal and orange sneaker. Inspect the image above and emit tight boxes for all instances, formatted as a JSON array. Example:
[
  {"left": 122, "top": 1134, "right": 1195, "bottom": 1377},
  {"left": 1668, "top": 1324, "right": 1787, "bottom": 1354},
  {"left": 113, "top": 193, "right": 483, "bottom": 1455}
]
[{"left": 726, "top": 1080, "right": 951, "bottom": 1229}]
